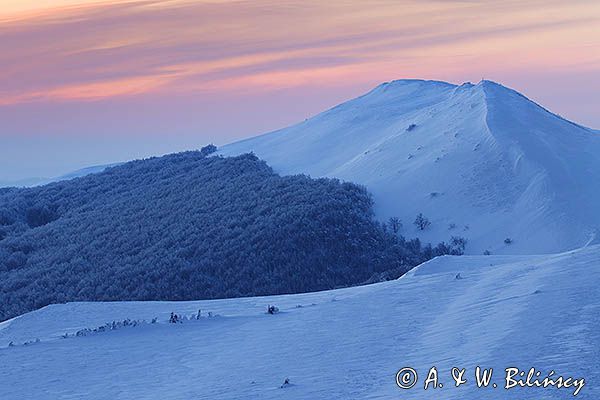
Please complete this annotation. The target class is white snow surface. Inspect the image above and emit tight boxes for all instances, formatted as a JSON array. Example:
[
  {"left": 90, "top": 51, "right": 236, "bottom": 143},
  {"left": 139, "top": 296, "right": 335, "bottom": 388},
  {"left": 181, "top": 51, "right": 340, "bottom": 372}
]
[
  {"left": 1, "top": 245, "right": 598, "bottom": 399},
  {"left": 220, "top": 80, "right": 600, "bottom": 255}
]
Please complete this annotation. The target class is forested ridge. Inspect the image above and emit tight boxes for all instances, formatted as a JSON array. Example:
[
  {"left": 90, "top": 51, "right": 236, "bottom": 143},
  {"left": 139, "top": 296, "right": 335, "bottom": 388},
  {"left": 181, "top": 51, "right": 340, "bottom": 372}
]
[{"left": 0, "top": 151, "right": 458, "bottom": 321}]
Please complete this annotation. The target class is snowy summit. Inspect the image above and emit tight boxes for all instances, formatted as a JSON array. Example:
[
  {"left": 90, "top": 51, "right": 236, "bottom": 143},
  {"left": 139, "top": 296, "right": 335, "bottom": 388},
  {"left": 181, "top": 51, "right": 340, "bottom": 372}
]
[{"left": 221, "top": 79, "right": 600, "bottom": 255}]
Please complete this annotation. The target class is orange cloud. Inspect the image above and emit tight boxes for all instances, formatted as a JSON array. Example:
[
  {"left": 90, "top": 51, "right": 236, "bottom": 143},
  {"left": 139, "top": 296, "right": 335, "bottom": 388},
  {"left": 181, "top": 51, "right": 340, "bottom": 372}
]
[
  {"left": 0, "top": 74, "right": 171, "bottom": 105},
  {"left": 0, "top": 0, "right": 598, "bottom": 105}
]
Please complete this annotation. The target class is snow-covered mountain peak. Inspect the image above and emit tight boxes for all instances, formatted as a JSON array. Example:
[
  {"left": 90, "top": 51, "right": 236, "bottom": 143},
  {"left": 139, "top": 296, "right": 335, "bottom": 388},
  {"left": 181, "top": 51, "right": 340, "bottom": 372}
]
[
  {"left": 376, "top": 78, "right": 456, "bottom": 91},
  {"left": 220, "top": 79, "right": 600, "bottom": 255}
]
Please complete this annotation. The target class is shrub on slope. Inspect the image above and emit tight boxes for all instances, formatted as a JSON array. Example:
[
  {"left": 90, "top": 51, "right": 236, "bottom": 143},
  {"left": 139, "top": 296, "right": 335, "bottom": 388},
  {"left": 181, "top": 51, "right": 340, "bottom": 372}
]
[{"left": 0, "top": 152, "right": 424, "bottom": 321}]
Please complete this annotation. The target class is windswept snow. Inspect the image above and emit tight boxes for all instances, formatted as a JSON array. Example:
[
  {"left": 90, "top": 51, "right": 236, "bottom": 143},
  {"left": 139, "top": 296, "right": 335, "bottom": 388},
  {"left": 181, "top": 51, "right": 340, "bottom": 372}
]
[
  {"left": 220, "top": 80, "right": 600, "bottom": 255},
  {"left": 1, "top": 245, "right": 598, "bottom": 399}
]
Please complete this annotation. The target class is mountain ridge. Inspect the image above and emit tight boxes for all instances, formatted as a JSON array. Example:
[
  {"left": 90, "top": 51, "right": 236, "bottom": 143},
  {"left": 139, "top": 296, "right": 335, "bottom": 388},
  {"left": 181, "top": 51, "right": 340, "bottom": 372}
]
[
  {"left": 4, "top": 79, "right": 598, "bottom": 255},
  {"left": 220, "top": 79, "right": 600, "bottom": 255}
]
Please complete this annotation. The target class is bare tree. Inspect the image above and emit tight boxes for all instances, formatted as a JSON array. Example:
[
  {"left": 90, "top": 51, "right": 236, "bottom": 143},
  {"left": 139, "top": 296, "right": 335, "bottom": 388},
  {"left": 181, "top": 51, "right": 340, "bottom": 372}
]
[
  {"left": 450, "top": 236, "right": 467, "bottom": 254},
  {"left": 414, "top": 213, "right": 431, "bottom": 230},
  {"left": 388, "top": 217, "right": 402, "bottom": 234}
]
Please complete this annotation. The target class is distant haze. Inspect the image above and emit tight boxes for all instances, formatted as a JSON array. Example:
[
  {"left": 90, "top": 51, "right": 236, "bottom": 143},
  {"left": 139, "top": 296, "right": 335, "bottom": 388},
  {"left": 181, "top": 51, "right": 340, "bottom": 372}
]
[{"left": 1, "top": 0, "right": 599, "bottom": 182}]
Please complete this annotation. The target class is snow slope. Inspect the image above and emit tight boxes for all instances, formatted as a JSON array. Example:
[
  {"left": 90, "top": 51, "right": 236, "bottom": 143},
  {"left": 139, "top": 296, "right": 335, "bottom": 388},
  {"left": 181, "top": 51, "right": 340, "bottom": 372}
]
[
  {"left": 220, "top": 80, "right": 600, "bottom": 255},
  {"left": 1, "top": 245, "right": 598, "bottom": 399}
]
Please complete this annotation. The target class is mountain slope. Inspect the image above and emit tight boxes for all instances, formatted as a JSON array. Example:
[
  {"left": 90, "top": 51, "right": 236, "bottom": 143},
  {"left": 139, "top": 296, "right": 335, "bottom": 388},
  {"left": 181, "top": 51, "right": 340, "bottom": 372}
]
[
  {"left": 220, "top": 80, "right": 600, "bottom": 255},
  {"left": 1, "top": 244, "right": 598, "bottom": 399}
]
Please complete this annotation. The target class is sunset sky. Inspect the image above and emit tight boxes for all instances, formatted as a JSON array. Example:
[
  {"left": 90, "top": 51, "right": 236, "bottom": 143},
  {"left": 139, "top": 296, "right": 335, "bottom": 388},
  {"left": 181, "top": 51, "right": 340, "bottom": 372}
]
[{"left": 2, "top": 0, "right": 599, "bottom": 182}]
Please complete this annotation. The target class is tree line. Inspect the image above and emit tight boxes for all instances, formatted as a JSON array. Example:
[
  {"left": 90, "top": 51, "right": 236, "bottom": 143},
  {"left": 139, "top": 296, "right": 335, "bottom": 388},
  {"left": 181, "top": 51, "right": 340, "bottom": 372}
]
[{"left": 0, "top": 150, "right": 464, "bottom": 321}]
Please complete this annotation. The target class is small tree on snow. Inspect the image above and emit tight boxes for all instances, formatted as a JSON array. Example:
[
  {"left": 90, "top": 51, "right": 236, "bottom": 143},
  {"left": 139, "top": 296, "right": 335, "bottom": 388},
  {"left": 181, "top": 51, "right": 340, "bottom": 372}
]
[
  {"left": 388, "top": 217, "right": 402, "bottom": 234},
  {"left": 450, "top": 236, "right": 467, "bottom": 254},
  {"left": 414, "top": 213, "right": 431, "bottom": 230},
  {"left": 200, "top": 144, "right": 217, "bottom": 156}
]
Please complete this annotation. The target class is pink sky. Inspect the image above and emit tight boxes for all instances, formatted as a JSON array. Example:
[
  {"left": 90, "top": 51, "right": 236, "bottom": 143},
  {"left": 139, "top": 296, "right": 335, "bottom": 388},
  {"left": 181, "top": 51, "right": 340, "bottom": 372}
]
[{"left": 1, "top": 0, "right": 599, "bottom": 182}]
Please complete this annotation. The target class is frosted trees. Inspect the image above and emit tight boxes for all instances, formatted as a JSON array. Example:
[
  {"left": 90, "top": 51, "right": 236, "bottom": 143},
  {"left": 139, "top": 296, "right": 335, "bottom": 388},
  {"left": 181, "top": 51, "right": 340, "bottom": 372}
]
[
  {"left": 450, "top": 236, "right": 467, "bottom": 254},
  {"left": 414, "top": 213, "right": 431, "bottom": 230},
  {"left": 200, "top": 143, "right": 217, "bottom": 156},
  {"left": 388, "top": 217, "right": 402, "bottom": 234}
]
